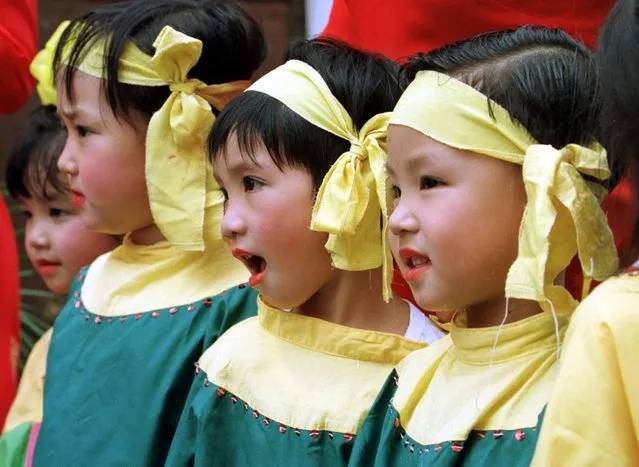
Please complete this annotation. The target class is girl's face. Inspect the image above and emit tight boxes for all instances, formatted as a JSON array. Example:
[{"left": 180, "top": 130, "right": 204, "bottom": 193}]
[
  {"left": 387, "top": 125, "right": 527, "bottom": 315},
  {"left": 57, "top": 71, "right": 152, "bottom": 236},
  {"left": 213, "top": 135, "right": 335, "bottom": 310},
  {"left": 21, "top": 181, "right": 119, "bottom": 294}
]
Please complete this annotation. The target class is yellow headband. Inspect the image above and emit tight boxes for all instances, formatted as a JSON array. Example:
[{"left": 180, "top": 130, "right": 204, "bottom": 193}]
[
  {"left": 30, "top": 21, "right": 71, "bottom": 105},
  {"left": 248, "top": 60, "right": 393, "bottom": 301},
  {"left": 68, "top": 25, "right": 249, "bottom": 250},
  {"left": 392, "top": 71, "right": 618, "bottom": 313}
]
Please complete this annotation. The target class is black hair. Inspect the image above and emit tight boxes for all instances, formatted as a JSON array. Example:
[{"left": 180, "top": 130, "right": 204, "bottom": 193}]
[
  {"left": 598, "top": 0, "right": 639, "bottom": 257},
  {"left": 208, "top": 38, "right": 404, "bottom": 188},
  {"left": 54, "top": 0, "right": 267, "bottom": 123},
  {"left": 405, "top": 26, "right": 608, "bottom": 181},
  {"left": 5, "top": 105, "right": 67, "bottom": 200}
]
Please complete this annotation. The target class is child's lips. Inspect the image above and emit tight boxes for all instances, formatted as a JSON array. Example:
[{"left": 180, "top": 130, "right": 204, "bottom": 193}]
[
  {"left": 231, "top": 248, "right": 266, "bottom": 287},
  {"left": 71, "top": 190, "right": 85, "bottom": 207},
  {"left": 398, "top": 247, "right": 431, "bottom": 282},
  {"left": 36, "top": 260, "right": 61, "bottom": 276}
]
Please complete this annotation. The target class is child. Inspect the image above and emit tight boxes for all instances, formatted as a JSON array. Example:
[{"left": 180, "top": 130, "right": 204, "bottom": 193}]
[
  {"left": 32, "top": 1, "right": 266, "bottom": 465},
  {"left": 347, "top": 26, "right": 619, "bottom": 466},
  {"left": 532, "top": 1, "right": 639, "bottom": 464},
  {"left": 2, "top": 104, "right": 119, "bottom": 431},
  {"left": 166, "top": 38, "right": 446, "bottom": 466}
]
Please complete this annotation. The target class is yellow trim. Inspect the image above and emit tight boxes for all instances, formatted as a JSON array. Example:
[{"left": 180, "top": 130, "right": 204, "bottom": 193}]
[
  {"left": 81, "top": 232, "right": 248, "bottom": 316},
  {"left": 199, "top": 298, "right": 425, "bottom": 434},
  {"left": 392, "top": 311, "right": 569, "bottom": 445}
]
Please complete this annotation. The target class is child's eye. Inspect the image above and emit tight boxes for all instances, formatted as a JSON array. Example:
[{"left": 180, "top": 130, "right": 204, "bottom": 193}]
[
  {"left": 77, "top": 126, "right": 90, "bottom": 137},
  {"left": 390, "top": 184, "right": 401, "bottom": 199},
  {"left": 242, "top": 176, "right": 264, "bottom": 192},
  {"left": 50, "top": 208, "right": 69, "bottom": 218},
  {"left": 21, "top": 209, "right": 32, "bottom": 220},
  {"left": 420, "top": 176, "right": 443, "bottom": 190}
]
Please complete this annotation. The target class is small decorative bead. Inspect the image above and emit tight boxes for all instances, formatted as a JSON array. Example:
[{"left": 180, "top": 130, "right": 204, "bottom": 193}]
[
  {"left": 74, "top": 292, "right": 80, "bottom": 298},
  {"left": 263, "top": 418, "right": 270, "bottom": 426},
  {"left": 493, "top": 431, "right": 504, "bottom": 440},
  {"left": 152, "top": 311, "right": 160, "bottom": 319},
  {"left": 195, "top": 366, "right": 200, "bottom": 374},
  {"left": 238, "top": 283, "right": 246, "bottom": 289},
  {"left": 400, "top": 432, "right": 405, "bottom": 439},
  {"left": 309, "top": 430, "right": 319, "bottom": 439},
  {"left": 515, "top": 429, "right": 526, "bottom": 441},
  {"left": 435, "top": 445, "right": 442, "bottom": 453},
  {"left": 216, "top": 387, "right": 226, "bottom": 397},
  {"left": 252, "top": 410, "right": 259, "bottom": 419},
  {"left": 188, "top": 305, "right": 195, "bottom": 312},
  {"left": 244, "top": 403, "right": 249, "bottom": 411},
  {"left": 169, "top": 307, "right": 177, "bottom": 315},
  {"left": 404, "top": 439, "right": 410, "bottom": 447},
  {"left": 451, "top": 443, "right": 463, "bottom": 453},
  {"left": 476, "top": 432, "right": 485, "bottom": 440},
  {"left": 95, "top": 316, "right": 102, "bottom": 324},
  {"left": 120, "top": 316, "right": 127, "bottom": 323},
  {"left": 409, "top": 445, "right": 415, "bottom": 454},
  {"left": 393, "top": 375, "right": 399, "bottom": 386},
  {"left": 204, "top": 298, "right": 212, "bottom": 308},
  {"left": 279, "top": 425, "right": 287, "bottom": 434},
  {"left": 78, "top": 275, "right": 85, "bottom": 282},
  {"left": 85, "top": 315, "right": 90, "bottom": 321},
  {"left": 294, "top": 428, "right": 301, "bottom": 437},
  {"left": 107, "top": 317, "right": 113, "bottom": 323},
  {"left": 344, "top": 433, "right": 353, "bottom": 443},
  {"left": 328, "top": 432, "right": 334, "bottom": 440},
  {"left": 394, "top": 418, "right": 400, "bottom": 428},
  {"left": 135, "top": 313, "right": 143, "bottom": 320},
  {"left": 230, "top": 396, "right": 237, "bottom": 404},
  {"left": 75, "top": 301, "right": 81, "bottom": 309},
  {"left": 203, "top": 380, "right": 210, "bottom": 387}
]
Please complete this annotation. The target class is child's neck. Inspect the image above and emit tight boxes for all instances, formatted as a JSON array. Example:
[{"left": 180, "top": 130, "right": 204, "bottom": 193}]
[
  {"left": 464, "top": 296, "right": 543, "bottom": 328},
  {"left": 129, "top": 224, "right": 166, "bottom": 245},
  {"left": 294, "top": 268, "right": 409, "bottom": 335}
]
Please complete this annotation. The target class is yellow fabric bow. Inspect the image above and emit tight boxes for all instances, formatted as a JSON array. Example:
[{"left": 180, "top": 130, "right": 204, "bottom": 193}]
[
  {"left": 391, "top": 71, "right": 618, "bottom": 313},
  {"left": 30, "top": 21, "right": 70, "bottom": 105},
  {"left": 71, "top": 25, "right": 249, "bottom": 250},
  {"left": 248, "top": 60, "right": 394, "bottom": 301}
]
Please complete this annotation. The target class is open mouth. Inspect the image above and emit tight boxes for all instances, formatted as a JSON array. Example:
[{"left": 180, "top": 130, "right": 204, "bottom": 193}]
[
  {"left": 232, "top": 249, "right": 267, "bottom": 287},
  {"left": 398, "top": 247, "right": 431, "bottom": 282}
]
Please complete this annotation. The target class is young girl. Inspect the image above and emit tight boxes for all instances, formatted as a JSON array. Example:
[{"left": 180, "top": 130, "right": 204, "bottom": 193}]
[
  {"left": 532, "top": 1, "right": 639, "bottom": 463},
  {"left": 347, "top": 26, "right": 619, "bottom": 466},
  {"left": 166, "top": 38, "right": 445, "bottom": 466},
  {"left": 1, "top": 103, "right": 119, "bottom": 436},
  {"left": 32, "top": 1, "right": 266, "bottom": 464}
]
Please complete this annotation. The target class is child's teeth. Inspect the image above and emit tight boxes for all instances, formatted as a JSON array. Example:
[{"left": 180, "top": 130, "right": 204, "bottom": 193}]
[{"left": 412, "top": 258, "right": 428, "bottom": 266}]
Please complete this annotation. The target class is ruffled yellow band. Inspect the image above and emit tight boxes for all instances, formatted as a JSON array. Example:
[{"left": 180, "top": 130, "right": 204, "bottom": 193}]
[
  {"left": 391, "top": 71, "right": 618, "bottom": 313},
  {"left": 248, "top": 60, "right": 393, "bottom": 301}
]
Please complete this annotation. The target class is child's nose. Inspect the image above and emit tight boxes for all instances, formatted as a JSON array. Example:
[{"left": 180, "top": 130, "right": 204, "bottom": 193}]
[
  {"left": 57, "top": 140, "right": 78, "bottom": 176},
  {"left": 388, "top": 199, "right": 419, "bottom": 236},
  {"left": 220, "top": 202, "right": 248, "bottom": 239}
]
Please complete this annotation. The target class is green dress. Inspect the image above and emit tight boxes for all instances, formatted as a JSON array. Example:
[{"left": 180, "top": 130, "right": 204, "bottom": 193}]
[
  {"left": 32, "top": 269, "right": 258, "bottom": 466},
  {"left": 166, "top": 298, "right": 428, "bottom": 466},
  {"left": 347, "top": 311, "right": 569, "bottom": 467}
]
